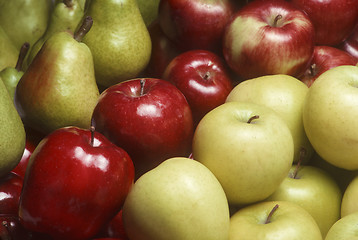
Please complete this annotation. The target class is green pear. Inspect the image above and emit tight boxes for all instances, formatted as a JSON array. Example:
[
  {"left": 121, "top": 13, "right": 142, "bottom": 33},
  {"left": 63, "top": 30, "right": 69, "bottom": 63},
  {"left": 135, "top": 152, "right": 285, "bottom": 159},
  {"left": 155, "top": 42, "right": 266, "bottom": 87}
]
[
  {"left": 0, "top": 78, "right": 26, "bottom": 178},
  {"left": 26, "top": 0, "right": 84, "bottom": 68},
  {"left": 136, "top": 0, "right": 160, "bottom": 26},
  {"left": 0, "top": 25, "right": 19, "bottom": 71},
  {"left": 0, "top": 42, "right": 30, "bottom": 100},
  {"left": 122, "top": 157, "right": 230, "bottom": 240},
  {"left": 15, "top": 17, "right": 100, "bottom": 135},
  {"left": 82, "top": 0, "right": 152, "bottom": 87},
  {"left": 0, "top": 0, "right": 52, "bottom": 50}
]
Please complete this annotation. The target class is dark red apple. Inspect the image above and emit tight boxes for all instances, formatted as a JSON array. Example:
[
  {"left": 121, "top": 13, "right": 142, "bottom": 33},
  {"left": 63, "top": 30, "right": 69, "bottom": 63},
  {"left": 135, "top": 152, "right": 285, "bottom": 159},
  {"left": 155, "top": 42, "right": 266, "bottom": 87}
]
[
  {"left": 0, "top": 172, "right": 23, "bottom": 215},
  {"left": 340, "top": 24, "right": 358, "bottom": 60},
  {"left": 290, "top": 0, "right": 358, "bottom": 46},
  {"left": 96, "top": 209, "right": 129, "bottom": 240},
  {"left": 223, "top": 0, "right": 315, "bottom": 80},
  {"left": 18, "top": 126, "right": 135, "bottom": 240},
  {"left": 91, "top": 78, "right": 194, "bottom": 179},
  {"left": 11, "top": 139, "right": 36, "bottom": 179},
  {"left": 300, "top": 45, "right": 358, "bottom": 87},
  {"left": 162, "top": 49, "right": 234, "bottom": 125},
  {"left": 0, "top": 214, "right": 36, "bottom": 240},
  {"left": 158, "top": 0, "right": 236, "bottom": 53}
]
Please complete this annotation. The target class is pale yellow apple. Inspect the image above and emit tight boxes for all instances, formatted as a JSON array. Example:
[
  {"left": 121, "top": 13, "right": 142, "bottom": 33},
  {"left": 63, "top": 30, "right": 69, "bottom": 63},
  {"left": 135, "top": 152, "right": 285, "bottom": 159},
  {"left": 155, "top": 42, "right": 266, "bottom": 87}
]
[
  {"left": 325, "top": 212, "right": 358, "bottom": 240},
  {"left": 341, "top": 175, "right": 358, "bottom": 217}
]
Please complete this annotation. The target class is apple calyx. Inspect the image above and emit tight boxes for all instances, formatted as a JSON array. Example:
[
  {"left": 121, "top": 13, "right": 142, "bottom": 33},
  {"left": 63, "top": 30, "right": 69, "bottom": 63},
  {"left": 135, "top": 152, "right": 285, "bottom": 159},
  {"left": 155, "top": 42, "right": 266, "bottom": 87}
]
[
  {"left": 291, "top": 147, "right": 306, "bottom": 179},
  {"left": 74, "top": 16, "right": 93, "bottom": 42},
  {"left": 63, "top": 0, "right": 74, "bottom": 8},
  {"left": 15, "top": 42, "right": 30, "bottom": 72},
  {"left": 271, "top": 14, "right": 283, "bottom": 28},
  {"left": 265, "top": 204, "right": 279, "bottom": 224},
  {"left": 247, "top": 115, "right": 259, "bottom": 124}
]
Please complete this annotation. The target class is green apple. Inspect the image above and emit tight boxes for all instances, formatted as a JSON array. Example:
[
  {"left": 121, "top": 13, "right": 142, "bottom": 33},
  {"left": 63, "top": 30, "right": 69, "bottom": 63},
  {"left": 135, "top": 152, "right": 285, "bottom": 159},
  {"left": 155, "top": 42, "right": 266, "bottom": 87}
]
[
  {"left": 192, "top": 101, "right": 294, "bottom": 205},
  {"left": 226, "top": 74, "right": 313, "bottom": 163},
  {"left": 341, "top": 175, "right": 358, "bottom": 218},
  {"left": 122, "top": 157, "right": 230, "bottom": 240},
  {"left": 229, "top": 200, "right": 322, "bottom": 240},
  {"left": 266, "top": 164, "right": 342, "bottom": 237},
  {"left": 302, "top": 65, "right": 358, "bottom": 170},
  {"left": 325, "top": 212, "right": 358, "bottom": 240}
]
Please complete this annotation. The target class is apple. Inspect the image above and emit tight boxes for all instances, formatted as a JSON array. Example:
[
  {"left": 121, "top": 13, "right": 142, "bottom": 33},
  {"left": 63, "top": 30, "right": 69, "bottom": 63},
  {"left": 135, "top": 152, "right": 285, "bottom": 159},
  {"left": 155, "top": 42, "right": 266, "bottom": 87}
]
[
  {"left": 300, "top": 45, "right": 358, "bottom": 87},
  {"left": 11, "top": 139, "right": 36, "bottom": 179},
  {"left": 226, "top": 74, "right": 313, "bottom": 163},
  {"left": 289, "top": 0, "right": 358, "bottom": 46},
  {"left": 91, "top": 78, "right": 194, "bottom": 179},
  {"left": 0, "top": 172, "right": 23, "bottom": 215},
  {"left": 340, "top": 24, "right": 358, "bottom": 60},
  {"left": 341, "top": 175, "right": 358, "bottom": 218},
  {"left": 162, "top": 49, "right": 234, "bottom": 125},
  {"left": 302, "top": 65, "right": 358, "bottom": 170},
  {"left": 266, "top": 164, "right": 342, "bottom": 237},
  {"left": 324, "top": 211, "right": 358, "bottom": 240},
  {"left": 96, "top": 209, "right": 129, "bottom": 240},
  {"left": 229, "top": 201, "right": 322, "bottom": 240},
  {"left": 192, "top": 101, "right": 294, "bottom": 205},
  {"left": 18, "top": 126, "right": 135, "bottom": 240},
  {"left": 158, "top": 0, "right": 236, "bottom": 53},
  {"left": 0, "top": 214, "right": 38, "bottom": 240},
  {"left": 222, "top": 0, "right": 315, "bottom": 80},
  {"left": 122, "top": 157, "right": 230, "bottom": 240}
]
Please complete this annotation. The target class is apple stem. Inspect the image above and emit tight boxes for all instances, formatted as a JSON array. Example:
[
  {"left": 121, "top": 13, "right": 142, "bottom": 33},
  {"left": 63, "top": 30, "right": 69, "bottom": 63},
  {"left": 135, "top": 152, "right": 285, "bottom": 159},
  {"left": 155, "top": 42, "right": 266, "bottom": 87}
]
[
  {"left": 292, "top": 147, "right": 306, "bottom": 179},
  {"left": 140, "top": 79, "right": 145, "bottom": 96},
  {"left": 63, "top": 0, "right": 74, "bottom": 8},
  {"left": 273, "top": 14, "right": 282, "bottom": 27},
  {"left": 90, "top": 126, "right": 95, "bottom": 146},
  {"left": 74, "top": 16, "right": 93, "bottom": 42},
  {"left": 265, "top": 204, "right": 279, "bottom": 224},
  {"left": 15, "top": 42, "right": 30, "bottom": 72},
  {"left": 247, "top": 115, "right": 259, "bottom": 124}
]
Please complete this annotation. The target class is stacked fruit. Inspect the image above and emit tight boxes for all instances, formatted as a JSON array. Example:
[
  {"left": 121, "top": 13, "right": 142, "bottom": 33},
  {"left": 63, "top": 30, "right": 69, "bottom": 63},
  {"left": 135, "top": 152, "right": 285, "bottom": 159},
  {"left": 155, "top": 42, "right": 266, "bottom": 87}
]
[{"left": 0, "top": 0, "right": 357, "bottom": 239}]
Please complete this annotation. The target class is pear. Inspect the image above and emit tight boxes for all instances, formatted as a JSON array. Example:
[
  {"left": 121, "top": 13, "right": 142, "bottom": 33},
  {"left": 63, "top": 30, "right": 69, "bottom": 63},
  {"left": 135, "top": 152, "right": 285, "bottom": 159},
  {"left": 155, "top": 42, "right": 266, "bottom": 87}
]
[
  {"left": 26, "top": 0, "right": 84, "bottom": 68},
  {"left": 136, "top": 0, "right": 160, "bottom": 26},
  {"left": 0, "top": 78, "right": 26, "bottom": 178},
  {"left": 0, "top": 26, "right": 19, "bottom": 71},
  {"left": 15, "top": 16, "right": 100, "bottom": 135},
  {"left": 0, "top": 42, "right": 30, "bottom": 100},
  {"left": 122, "top": 157, "right": 231, "bottom": 240},
  {"left": 82, "top": 0, "right": 152, "bottom": 87},
  {"left": 0, "top": 0, "right": 52, "bottom": 50}
]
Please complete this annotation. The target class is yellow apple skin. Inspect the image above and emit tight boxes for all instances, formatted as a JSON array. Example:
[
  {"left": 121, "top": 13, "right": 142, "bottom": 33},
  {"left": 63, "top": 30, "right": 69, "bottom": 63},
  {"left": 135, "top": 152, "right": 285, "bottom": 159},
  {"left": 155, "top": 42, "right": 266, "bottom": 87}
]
[
  {"left": 325, "top": 212, "right": 358, "bottom": 240},
  {"left": 266, "top": 165, "right": 342, "bottom": 237},
  {"left": 303, "top": 65, "right": 358, "bottom": 170},
  {"left": 226, "top": 74, "right": 313, "bottom": 163},
  {"left": 229, "top": 201, "right": 322, "bottom": 240},
  {"left": 192, "top": 101, "right": 294, "bottom": 205},
  {"left": 122, "top": 157, "right": 230, "bottom": 240},
  {"left": 341, "top": 176, "right": 358, "bottom": 217}
]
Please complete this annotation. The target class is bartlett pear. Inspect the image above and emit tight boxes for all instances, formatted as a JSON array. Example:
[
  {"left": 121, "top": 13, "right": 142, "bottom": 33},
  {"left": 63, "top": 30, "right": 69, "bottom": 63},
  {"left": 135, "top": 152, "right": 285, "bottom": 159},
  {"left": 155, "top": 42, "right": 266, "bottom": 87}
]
[
  {"left": 0, "top": 26, "right": 18, "bottom": 71},
  {"left": 136, "top": 0, "right": 160, "bottom": 26}
]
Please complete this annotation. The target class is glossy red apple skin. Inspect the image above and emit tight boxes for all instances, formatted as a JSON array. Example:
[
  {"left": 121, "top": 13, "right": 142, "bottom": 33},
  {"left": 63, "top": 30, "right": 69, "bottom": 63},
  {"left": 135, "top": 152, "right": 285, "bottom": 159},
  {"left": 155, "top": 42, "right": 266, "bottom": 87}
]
[
  {"left": 0, "top": 172, "right": 23, "bottom": 215},
  {"left": 223, "top": 0, "right": 315, "bottom": 80},
  {"left": 18, "top": 127, "right": 135, "bottom": 240},
  {"left": 0, "top": 214, "right": 37, "bottom": 240},
  {"left": 340, "top": 24, "right": 358, "bottom": 60},
  {"left": 11, "top": 139, "right": 36, "bottom": 179},
  {"left": 96, "top": 209, "right": 129, "bottom": 240},
  {"left": 91, "top": 78, "right": 194, "bottom": 179},
  {"left": 158, "top": 0, "right": 236, "bottom": 53},
  {"left": 300, "top": 45, "right": 358, "bottom": 87},
  {"left": 290, "top": 0, "right": 358, "bottom": 46},
  {"left": 162, "top": 49, "right": 234, "bottom": 125}
]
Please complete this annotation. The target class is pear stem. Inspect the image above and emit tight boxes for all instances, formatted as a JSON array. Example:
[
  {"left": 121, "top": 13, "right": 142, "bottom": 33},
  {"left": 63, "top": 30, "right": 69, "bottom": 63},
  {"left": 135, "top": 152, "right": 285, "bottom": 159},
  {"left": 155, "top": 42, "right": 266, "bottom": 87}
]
[
  {"left": 292, "top": 147, "right": 306, "bottom": 179},
  {"left": 74, "top": 16, "right": 93, "bottom": 42},
  {"left": 273, "top": 14, "right": 282, "bottom": 27},
  {"left": 90, "top": 126, "right": 95, "bottom": 147},
  {"left": 15, "top": 42, "right": 30, "bottom": 72},
  {"left": 63, "top": 0, "right": 74, "bottom": 8},
  {"left": 140, "top": 79, "right": 145, "bottom": 96},
  {"left": 247, "top": 115, "right": 259, "bottom": 124},
  {"left": 265, "top": 204, "right": 279, "bottom": 224}
]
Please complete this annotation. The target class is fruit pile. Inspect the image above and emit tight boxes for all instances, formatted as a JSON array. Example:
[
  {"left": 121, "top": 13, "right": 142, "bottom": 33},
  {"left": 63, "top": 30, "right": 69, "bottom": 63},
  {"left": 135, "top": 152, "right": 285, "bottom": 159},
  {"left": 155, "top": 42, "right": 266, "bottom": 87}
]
[{"left": 0, "top": 0, "right": 357, "bottom": 239}]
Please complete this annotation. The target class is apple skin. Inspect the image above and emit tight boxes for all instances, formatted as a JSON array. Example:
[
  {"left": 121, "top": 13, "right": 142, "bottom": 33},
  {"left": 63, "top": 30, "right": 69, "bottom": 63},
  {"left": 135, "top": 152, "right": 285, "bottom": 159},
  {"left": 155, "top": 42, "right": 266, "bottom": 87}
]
[
  {"left": 266, "top": 165, "right": 342, "bottom": 237},
  {"left": 11, "top": 139, "right": 36, "bottom": 179},
  {"left": 302, "top": 65, "right": 358, "bottom": 170},
  {"left": 158, "top": 0, "right": 236, "bottom": 53},
  {"left": 226, "top": 74, "right": 313, "bottom": 163},
  {"left": 325, "top": 211, "right": 358, "bottom": 240},
  {"left": 96, "top": 209, "right": 129, "bottom": 240},
  {"left": 229, "top": 201, "right": 322, "bottom": 240},
  {"left": 122, "top": 157, "right": 230, "bottom": 240},
  {"left": 340, "top": 24, "right": 358, "bottom": 60},
  {"left": 192, "top": 101, "right": 294, "bottom": 205},
  {"left": 289, "top": 0, "right": 358, "bottom": 46},
  {"left": 0, "top": 172, "right": 23, "bottom": 215},
  {"left": 223, "top": 0, "right": 315, "bottom": 80},
  {"left": 341, "top": 175, "right": 358, "bottom": 218},
  {"left": 162, "top": 49, "right": 234, "bottom": 125},
  {"left": 91, "top": 78, "right": 194, "bottom": 179},
  {"left": 18, "top": 126, "right": 135, "bottom": 240},
  {"left": 300, "top": 45, "right": 358, "bottom": 87}
]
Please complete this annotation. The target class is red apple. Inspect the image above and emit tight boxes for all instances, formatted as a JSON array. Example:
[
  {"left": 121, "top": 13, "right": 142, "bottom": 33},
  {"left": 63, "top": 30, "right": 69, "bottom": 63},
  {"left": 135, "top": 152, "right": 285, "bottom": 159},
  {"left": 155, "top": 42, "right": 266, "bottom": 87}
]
[
  {"left": 18, "top": 126, "right": 135, "bottom": 240},
  {"left": 0, "top": 172, "right": 23, "bottom": 215},
  {"left": 158, "top": 0, "right": 236, "bottom": 53},
  {"left": 96, "top": 209, "right": 129, "bottom": 240},
  {"left": 223, "top": 0, "right": 315, "bottom": 80},
  {"left": 11, "top": 139, "right": 36, "bottom": 179},
  {"left": 162, "top": 49, "right": 234, "bottom": 125},
  {"left": 290, "top": 0, "right": 358, "bottom": 46},
  {"left": 300, "top": 45, "right": 358, "bottom": 87},
  {"left": 340, "top": 24, "right": 358, "bottom": 60},
  {"left": 0, "top": 214, "right": 37, "bottom": 240},
  {"left": 91, "top": 78, "right": 194, "bottom": 179}
]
